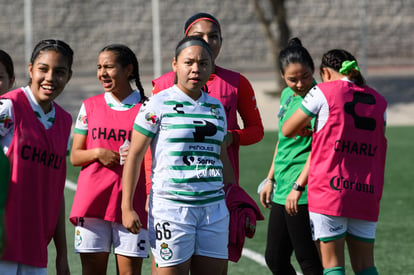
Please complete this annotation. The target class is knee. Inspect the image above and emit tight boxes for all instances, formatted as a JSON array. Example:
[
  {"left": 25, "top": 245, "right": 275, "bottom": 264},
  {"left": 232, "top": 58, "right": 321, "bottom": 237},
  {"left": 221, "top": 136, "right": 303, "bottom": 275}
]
[{"left": 265, "top": 252, "right": 294, "bottom": 274}]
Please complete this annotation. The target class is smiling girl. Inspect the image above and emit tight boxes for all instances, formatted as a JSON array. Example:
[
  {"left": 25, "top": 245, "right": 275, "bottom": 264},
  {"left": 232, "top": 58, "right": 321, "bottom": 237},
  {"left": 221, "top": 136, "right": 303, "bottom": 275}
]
[{"left": 0, "top": 39, "right": 73, "bottom": 275}]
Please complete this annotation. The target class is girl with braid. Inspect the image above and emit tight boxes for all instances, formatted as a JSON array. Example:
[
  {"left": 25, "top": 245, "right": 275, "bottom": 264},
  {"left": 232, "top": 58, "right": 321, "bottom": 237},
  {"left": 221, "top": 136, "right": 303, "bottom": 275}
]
[
  {"left": 282, "top": 49, "right": 387, "bottom": 275},
  {"left": 70, "top": 44, "right": 149, "bottom": 275}
]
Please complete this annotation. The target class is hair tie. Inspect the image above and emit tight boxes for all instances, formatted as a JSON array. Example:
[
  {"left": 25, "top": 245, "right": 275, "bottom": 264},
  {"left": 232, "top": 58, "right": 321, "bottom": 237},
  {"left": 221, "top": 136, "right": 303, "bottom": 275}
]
[
  {"left": 184, "top": 17, "right": 221, "bottom": 36},
  {"left": 175, "top": 39, "right": 212, "bottom": 58},
  {"left": 339, "top": 60, "right": 360, "bottom": 75}
]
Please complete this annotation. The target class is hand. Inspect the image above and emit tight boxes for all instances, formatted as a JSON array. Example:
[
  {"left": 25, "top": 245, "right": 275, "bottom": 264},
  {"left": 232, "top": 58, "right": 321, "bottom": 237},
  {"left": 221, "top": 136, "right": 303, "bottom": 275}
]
[
  {"left": 296, "top": 124, "right": 313, "bottom": 137},
  {"left": 285, "top": 189, "right": 302, "bottom": 216},
  {"left": 145, "top": 194, "right": 150, "bottom": 213},
  {"left": 119, "top": 146, "right": 129, "bottom": 165},
  {"left": 225, "top": 131, "right": 234, "bottom": 147},
  {"left": 96, "top": 148, "right": 120, "bottom": 167},
  {"left": 245, "top": 216, "right": 256, "bottom": 235},
  {"left": 259, "top": 180, "right": 274, "bottom": 209},
  {"left": 122, "top": 208, "right": 142, "bottom": 234}
]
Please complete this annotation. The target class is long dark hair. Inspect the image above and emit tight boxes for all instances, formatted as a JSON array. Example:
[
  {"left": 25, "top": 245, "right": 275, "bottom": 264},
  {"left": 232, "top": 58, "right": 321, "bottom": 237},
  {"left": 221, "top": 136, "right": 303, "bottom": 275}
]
[
  {"left": 278, "top": 37, "right": 314, "bottom": 75},
  {"left": 100, "top": 44, "right": 147, "bottom": 103},
  {"left": 0, "top": 49, "right": 14, "bottom": 80}
]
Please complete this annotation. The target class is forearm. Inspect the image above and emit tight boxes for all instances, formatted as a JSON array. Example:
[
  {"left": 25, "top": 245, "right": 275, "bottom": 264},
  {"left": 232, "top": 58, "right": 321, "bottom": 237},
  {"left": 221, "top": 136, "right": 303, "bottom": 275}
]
[
  {"left": 220, "top": 143, "right": 236, "bottom": 188},
  {"left": 230, "top": 124, "right": 264, "bottom": 146},
  {"left": 235, "top": 75, "right": 264, "bottom": 146},
  {"left": 295, "top": 152, "right": 311, "bottom": 187},
  {"left": 266, "top": 141, "right": 278, "bottom": 180},
  {"left": 53, "top": 198, "right": 68, "bottom": 259},
  {"left": 121, "top": 131, "right": 151, "bottom": 211},
  {"left": 70, "top": 147, "right": 103, "bottom": 166}
]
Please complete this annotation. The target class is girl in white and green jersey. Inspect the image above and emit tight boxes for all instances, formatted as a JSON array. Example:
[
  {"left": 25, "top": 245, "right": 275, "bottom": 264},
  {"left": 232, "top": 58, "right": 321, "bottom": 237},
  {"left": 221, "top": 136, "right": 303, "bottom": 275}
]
[{"left": 121, "top": 36, "right": 235, "bottom": 275}]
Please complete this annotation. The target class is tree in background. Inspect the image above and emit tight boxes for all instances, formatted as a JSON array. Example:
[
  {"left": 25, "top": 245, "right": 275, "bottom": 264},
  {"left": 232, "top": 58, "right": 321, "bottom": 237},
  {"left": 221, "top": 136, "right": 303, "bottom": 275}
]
[{"left": 252, "top": 0, "right": 290, "bottom": 93}]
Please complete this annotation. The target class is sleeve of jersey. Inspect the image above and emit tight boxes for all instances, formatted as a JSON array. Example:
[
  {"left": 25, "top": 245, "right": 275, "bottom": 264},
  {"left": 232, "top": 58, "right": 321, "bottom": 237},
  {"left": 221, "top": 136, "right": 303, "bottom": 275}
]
[
  {"left": 0, "top": 99, "right": 14, "bottom": 137},
  {"left": 300, "top": 86, "right": 323, "bottom": 118},
  {"left": 233, "top": 74, "right": 264, "bottom": 146},
  {"left": 132, "top": 98, "right": 160, "bottom": 138},
  {"left": 73, "top": 103, "right": 88, "bottom": 135}
]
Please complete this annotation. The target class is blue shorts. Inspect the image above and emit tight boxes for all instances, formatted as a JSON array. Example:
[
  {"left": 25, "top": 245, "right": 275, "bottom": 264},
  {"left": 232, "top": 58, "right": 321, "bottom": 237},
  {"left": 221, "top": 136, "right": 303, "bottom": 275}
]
[{"left": 0, "top": 261, "right": 46, "bottom": 275}]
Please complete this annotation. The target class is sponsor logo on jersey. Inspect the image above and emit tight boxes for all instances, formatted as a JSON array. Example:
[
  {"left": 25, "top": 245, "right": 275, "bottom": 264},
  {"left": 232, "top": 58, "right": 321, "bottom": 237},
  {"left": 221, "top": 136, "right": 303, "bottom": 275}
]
[
  {"left": 196, "top": 165, "right": 221, "bottom": 179},
  {"left": 329, "top": 225, "right": 344, "bottom": 232},
  {"left": 329, "top": 176, "right": 374, "bottom": 194}
]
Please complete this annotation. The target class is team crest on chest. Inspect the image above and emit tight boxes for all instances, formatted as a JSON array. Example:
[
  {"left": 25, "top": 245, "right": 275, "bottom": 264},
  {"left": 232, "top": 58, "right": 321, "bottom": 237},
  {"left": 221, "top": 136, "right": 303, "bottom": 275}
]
[{"left": 210, "top": 104, "right": 220, "bottom": 118}]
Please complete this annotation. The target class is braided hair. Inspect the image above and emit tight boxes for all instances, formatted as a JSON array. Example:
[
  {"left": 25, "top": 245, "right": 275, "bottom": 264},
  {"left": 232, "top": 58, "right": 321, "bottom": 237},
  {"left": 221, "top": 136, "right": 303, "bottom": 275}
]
[
  {"left": 320, "top": 49, "right": 365, "bottom": 86},
  {"left": 99, "top": 44, "right": 147, "bottom": 103}
]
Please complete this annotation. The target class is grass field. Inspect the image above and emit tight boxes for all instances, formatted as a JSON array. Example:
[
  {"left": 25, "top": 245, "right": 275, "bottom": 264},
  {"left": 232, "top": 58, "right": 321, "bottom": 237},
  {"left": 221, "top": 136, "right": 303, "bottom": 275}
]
[{"left": 48, "top": 126, "right": 414, "bottom": 274}]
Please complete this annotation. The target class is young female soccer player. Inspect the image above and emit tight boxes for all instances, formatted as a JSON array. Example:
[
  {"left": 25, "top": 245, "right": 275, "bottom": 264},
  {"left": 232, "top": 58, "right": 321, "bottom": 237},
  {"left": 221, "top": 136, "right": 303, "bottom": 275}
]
[
  {"left": 0, "top": 49, "right": 15, "bottom": 255},
  {"left": 259, "top": 38, "right": 323, "bottom": 275},
  {"left": 282, "top": 49, "right": 387, "bottom": 275},
  {"left": 150, "top": 12, "right": 263, "bottom": 184},
  {"left": 0, "top": 50, "right": 15, "bottom": 94},
  {"left": 122, "top": 36, "right": 236, "bottom": 275},
  {"left": 69, "top": 44, "right": 149, "bottom": 275},
  {"left": 0, "top": 39, "right": 73, "bottom": 275},
  {"left": 147, "top": 14, "right": 264, "bottom": 273}
]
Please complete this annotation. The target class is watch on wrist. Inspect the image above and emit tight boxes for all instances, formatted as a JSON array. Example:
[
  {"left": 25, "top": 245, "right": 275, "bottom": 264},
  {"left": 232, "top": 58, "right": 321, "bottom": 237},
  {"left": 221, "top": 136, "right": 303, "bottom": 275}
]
[{"left": 292, "top": 182, "right": 305, "bottom": 191}]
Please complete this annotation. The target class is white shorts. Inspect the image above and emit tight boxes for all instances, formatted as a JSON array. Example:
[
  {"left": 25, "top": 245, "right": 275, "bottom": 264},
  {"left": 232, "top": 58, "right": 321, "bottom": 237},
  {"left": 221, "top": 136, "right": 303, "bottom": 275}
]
[
  {"left": 74, "top": 217, "right": 149, "bottom": 257},
  {"left": 149, "top": 199, "right": 229, "bottom": 267},
  {"left": 309, "top": 212, "right": 377, "bottom": 242},
  {"left": 0, "top": 261, "right": 46, "bottom": 275}
]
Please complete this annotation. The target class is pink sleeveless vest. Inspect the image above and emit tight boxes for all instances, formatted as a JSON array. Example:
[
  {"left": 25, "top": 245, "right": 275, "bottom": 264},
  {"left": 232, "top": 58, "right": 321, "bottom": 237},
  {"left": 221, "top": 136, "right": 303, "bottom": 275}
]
[
  {"left": 1, "top": 88, "right": 71, "bottom": 267},
  {"left": 69, "top": 94, "right": 147, "bottom": 228},
  {"left": 308, "top": 81, "right": 387, "bottom": 221},
  {"left": 152, "top": 66, "right": 241, "bottom": 181}
]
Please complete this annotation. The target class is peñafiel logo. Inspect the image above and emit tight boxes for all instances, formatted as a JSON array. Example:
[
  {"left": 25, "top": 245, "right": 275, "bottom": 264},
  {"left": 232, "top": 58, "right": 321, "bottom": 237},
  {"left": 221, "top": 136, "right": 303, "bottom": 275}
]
[{"left": 330, "top": 176, "right": 374, "bottom": 194}]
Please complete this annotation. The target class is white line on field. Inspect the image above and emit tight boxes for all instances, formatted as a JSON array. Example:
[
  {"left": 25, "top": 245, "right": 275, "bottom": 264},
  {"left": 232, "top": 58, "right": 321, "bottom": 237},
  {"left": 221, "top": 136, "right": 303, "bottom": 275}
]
[
  {"left": 65, "top": 179, "right": 302, "bottom": 275},
  {"left": 65, "top": 179, "right": 77, "bottom": 191},
  {"left": 241, "top": 248, "right": 302, "bottom": 275}
]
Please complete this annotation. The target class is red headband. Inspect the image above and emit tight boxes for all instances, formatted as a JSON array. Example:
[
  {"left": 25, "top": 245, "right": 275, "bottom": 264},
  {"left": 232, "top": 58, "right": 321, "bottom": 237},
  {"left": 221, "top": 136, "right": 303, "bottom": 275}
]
[{"left": 184, "top": 17, "right": 221, "bottom": 36}]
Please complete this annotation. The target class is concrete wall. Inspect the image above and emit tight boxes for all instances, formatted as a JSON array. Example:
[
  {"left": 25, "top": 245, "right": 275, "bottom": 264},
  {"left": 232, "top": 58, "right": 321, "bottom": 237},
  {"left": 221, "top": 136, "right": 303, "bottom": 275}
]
[{"left": 1, "top": 0, "right": 413, "bottom": 80}]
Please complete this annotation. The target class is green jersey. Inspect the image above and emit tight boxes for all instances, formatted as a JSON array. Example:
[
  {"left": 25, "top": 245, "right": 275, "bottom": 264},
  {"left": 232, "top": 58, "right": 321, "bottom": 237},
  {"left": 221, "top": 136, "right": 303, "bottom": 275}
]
[{"left": 272, "top": 87, "right": 314, "bottom": 205}]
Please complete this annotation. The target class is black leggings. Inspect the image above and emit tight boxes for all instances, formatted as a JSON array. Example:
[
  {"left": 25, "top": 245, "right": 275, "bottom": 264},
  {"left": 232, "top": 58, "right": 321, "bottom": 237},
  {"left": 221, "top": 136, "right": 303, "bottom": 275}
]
[{"left": 265, "top": 202, "right": 323, "bottom": 275}]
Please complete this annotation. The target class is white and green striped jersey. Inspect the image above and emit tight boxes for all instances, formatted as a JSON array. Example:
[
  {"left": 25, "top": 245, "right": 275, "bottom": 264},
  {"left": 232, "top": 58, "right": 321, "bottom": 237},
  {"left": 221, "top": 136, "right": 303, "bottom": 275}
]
[{"left": 134, "top": 85, "right": 227, "bottom": 205}]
